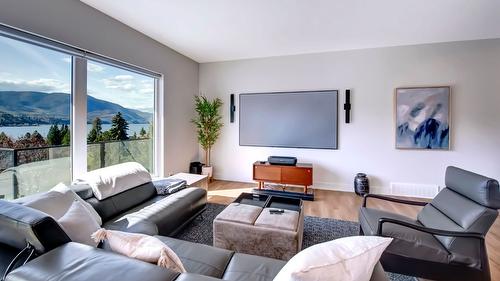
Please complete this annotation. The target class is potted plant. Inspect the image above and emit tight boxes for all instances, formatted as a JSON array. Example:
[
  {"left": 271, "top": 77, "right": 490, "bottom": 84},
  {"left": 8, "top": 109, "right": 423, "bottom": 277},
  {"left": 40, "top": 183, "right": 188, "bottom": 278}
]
[{"left": 191, "top": 95, "right": 223, "bottom": 179}]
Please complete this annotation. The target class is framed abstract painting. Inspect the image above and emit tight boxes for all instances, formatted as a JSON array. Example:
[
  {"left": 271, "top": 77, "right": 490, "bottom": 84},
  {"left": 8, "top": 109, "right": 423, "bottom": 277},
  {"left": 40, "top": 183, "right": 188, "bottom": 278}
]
[{"left": 395, "top": 86, "right": 450, "bottom": 150}]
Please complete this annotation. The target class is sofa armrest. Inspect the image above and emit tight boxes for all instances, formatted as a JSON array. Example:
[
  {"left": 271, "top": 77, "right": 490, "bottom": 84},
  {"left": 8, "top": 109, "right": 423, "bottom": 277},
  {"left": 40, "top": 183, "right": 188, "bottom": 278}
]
[
  {"left": 377, "top": 218, "right": 485, "bottom": 239},
  {"left": 0, "top": 200, "right": 70, "bottom": 253},
  {"left": 6, "top": 242, "right": 180, "bottom": 281}
]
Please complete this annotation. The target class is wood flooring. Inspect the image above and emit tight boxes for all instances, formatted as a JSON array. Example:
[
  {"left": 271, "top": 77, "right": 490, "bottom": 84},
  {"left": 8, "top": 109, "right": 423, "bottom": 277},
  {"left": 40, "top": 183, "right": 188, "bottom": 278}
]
[{"left": 207, "top": 180, "right": 500, "bottom": 281}]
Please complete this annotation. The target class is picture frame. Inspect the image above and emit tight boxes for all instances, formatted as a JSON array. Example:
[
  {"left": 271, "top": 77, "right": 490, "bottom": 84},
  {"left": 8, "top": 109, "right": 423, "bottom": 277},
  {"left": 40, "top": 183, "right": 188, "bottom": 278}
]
[{"left": 394, "top": 86, "right": 451, "bottom": 150}]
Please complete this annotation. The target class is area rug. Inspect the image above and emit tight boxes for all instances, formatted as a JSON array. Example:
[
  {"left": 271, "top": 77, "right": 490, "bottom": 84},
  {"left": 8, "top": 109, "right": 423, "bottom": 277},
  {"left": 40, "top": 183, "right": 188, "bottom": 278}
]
[{"left": 174, "top": 203, "right": 417, "bottom": 281}]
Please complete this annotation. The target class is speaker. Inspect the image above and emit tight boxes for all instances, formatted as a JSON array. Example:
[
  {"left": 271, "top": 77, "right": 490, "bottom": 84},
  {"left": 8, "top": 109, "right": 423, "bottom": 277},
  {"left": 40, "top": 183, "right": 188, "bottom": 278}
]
[
  {"left": 230, "top": 94, "right": 236, "bottom": 123},
  {"left": 344, "top": 89, "right": 351, "bottom": 123}
]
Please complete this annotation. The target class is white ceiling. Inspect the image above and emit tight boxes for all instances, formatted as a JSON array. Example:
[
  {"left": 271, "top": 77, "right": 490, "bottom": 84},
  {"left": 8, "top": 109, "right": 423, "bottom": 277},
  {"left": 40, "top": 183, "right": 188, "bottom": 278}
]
[{"left": 81, "top": 0, "right": 500, "bottom": 63}]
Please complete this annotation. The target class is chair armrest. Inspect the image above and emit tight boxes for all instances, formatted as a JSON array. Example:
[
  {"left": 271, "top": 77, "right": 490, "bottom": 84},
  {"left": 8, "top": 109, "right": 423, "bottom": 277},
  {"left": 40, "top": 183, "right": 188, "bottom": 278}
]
[
  {"left": 376, "top": 217, "right": 485, "bottom": 240},
  {"left": 363, "top": 194, "right": 428, "bottom": 207},
  {"left": 377, "top": 217, "right": 491, "bottom": 281}
]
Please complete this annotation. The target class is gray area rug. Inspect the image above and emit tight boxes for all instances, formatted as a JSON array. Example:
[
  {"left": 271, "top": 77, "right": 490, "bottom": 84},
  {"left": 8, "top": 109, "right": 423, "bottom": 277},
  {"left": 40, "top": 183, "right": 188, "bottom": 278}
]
[{"left": 174, "top": 203, "right": 416, "bottom": 281}]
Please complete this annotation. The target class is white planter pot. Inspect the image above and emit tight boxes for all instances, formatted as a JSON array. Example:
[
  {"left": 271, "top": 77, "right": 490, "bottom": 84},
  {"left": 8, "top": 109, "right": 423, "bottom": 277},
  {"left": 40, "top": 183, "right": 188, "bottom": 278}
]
[{"left": 202, "top": 166, "right": 213, "bottom": 178}]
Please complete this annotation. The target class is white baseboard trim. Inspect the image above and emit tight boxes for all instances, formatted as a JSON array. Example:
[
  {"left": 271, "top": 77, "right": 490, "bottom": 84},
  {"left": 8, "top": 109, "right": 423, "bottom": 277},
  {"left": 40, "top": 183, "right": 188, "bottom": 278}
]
[
  {"left": 212, "top": 175, "right": 437, "bottom": 199},
  {"left": 311, "top": 182, "right": 436, "bottom": 199}
]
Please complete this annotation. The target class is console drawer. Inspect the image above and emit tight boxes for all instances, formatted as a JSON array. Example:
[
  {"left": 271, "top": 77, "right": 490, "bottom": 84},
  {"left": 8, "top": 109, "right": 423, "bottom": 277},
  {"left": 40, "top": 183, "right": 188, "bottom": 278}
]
[
  {"left": 254, "top": 165, "right": 281, "bottom": 182},
  {"left": 281, "top": 167, "right": 312, "bottom": 185}
]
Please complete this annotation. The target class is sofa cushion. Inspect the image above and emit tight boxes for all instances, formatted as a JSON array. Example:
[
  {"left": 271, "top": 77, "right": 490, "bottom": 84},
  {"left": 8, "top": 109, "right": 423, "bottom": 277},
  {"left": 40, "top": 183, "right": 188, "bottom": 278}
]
[
  {"left": 222, "top": 253, "right": 285, "bottom": 281},
  {"left": 104, "top": 188, "right": 207, "bottom": 236},
  {"left": 73, "top": 162, "right": 152, "bottom": 200},
  {"left": 103, "top": 215, "right": 159, "bottom": 236},
  {"left": 71, "top": 183, "right": 94, "bottom": 200},
  {"left": 156, "top": 236, "right": 234, "bottom": 278},
  {"left": 359, "top": 207, "right": 450, "bottom": 264},
  {"left": 5, "top": 242, "right": 179, "bottom": 281},
  {"left": 86, "top": 182, "right": 157, "bottom": 222}
]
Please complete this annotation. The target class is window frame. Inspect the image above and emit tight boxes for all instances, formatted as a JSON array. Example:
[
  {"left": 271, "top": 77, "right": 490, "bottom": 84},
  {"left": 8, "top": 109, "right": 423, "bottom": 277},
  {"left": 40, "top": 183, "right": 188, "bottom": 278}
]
[{"left": 0, "top": 23, "right": 164, "bottom": 181}]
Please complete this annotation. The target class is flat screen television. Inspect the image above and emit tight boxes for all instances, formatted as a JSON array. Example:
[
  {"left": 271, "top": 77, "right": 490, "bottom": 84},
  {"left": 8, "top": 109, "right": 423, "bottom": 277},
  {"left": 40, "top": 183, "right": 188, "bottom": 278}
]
[{"left": 239, "top": 90, "right": 338, "bottom": 149}]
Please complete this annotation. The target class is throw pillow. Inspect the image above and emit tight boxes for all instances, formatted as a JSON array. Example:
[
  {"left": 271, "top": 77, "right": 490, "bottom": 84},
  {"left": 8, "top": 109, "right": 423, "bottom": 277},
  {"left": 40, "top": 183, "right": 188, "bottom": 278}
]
[
  {"left": 92, "top": 228, "right": 186, "bottom": 273},
  {"left": 52, "top": 183, "right": 102, "bottom": 226},
  {"left": 58, "top": 201, "right": 101, "bottom": 247},
  {"left": 273, "top": 236, "right": 393, "bottom": 281},
  {"left": 73, "top": 162, "right": 152, "bottom": 200},
  {"left": 23, "top": 187, "right": 75, "bottom": 220}
]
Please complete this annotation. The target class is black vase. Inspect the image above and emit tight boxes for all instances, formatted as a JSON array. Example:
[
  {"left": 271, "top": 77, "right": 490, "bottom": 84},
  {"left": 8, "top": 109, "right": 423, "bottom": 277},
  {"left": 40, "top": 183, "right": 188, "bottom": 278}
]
[{"left": 354, "top": 173, "right": 369, "bottom": 196}]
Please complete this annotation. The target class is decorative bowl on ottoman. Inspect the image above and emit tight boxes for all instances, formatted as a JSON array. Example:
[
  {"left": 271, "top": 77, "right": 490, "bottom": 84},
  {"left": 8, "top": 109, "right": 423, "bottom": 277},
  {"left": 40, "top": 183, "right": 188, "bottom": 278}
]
[{"left": 213, "top": 193, "right": 304, "bottom": 260}]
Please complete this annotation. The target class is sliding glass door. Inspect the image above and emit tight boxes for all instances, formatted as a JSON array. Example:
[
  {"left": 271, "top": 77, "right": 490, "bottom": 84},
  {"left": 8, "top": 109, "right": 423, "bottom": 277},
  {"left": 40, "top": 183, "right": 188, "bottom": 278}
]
[
  {"left": 86, "top": 61, "right": 155, "bottom": 172},
  {"left": 0, "top": 36, "right": 72, "bottom": 199}
]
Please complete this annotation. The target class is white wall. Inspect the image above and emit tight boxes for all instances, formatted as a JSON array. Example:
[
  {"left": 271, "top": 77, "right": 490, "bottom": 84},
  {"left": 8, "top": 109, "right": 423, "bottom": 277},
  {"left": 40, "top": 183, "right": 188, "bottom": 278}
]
[
  {"left": 0, "top": 0, "right": 200, "bottom": 177},
  {"left": 199, "top": 39, "right": 500, "bottom": 196}
]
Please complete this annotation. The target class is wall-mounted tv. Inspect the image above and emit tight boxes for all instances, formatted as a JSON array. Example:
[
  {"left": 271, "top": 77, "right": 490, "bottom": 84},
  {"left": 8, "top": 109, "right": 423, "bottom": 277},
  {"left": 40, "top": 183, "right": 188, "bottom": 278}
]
[{"left": 239, "top": 90, "right": 338, "bottom": 149}]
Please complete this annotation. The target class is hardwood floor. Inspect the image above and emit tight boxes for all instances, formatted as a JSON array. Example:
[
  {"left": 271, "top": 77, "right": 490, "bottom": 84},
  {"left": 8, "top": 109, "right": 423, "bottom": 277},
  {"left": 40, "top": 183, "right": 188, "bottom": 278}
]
[{"left": 207, "top": 180, "right": 500, "bottom": 281}]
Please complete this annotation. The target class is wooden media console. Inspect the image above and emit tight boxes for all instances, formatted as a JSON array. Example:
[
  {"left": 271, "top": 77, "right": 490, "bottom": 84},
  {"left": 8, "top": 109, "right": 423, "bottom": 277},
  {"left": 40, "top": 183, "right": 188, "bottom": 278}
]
[{"left": 253, "top": 161, "right": 313, "bottom": 194}]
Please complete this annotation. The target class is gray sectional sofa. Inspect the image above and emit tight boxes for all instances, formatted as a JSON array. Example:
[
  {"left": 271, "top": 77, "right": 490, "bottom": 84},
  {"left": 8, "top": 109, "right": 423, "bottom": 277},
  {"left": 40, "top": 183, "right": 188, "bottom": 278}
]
[
  {"left": 0, "top": 171, "right": 389, "bottom": 281},
  {"left": 0, "top": 198, "right": 388, "bottom": 281}
]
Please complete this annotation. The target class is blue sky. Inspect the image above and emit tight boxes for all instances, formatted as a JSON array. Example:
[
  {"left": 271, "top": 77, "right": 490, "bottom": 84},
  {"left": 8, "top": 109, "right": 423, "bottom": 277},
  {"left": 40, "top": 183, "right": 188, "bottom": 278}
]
[{"left": 0, "top": 36, "right": 154, "bottom": 113}]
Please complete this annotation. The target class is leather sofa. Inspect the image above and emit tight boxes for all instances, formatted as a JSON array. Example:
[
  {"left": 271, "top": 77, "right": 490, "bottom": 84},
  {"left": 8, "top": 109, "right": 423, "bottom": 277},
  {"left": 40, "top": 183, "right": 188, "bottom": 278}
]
[
  {"left": 13, "top": 181, "right": 207, "bottom": 237},
  {"left": 0, "top": 198, "right": 389, "bottom": 281},
  {"left": 73, "top": 182, "right": 207, "bottom": 236},
  {"left": 5, "top": 241, "right": 389, "bottom": 281}
]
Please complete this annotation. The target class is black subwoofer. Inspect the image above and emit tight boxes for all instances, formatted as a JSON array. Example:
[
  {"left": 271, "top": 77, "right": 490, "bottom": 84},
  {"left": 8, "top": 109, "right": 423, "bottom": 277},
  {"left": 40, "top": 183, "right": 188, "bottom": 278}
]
[{"left": 189, "top": 162, "right": 203, "bottom": 174}]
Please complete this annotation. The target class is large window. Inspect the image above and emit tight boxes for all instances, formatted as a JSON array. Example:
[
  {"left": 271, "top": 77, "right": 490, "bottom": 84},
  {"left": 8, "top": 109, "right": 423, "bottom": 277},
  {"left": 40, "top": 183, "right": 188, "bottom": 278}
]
[
  {"left": 86, "top": 61, "right": 155, "bottom": 172},
  {"left": 0, "top": 26, "right": 160, "bottom": 200},
  {"left": 0, "top": 36, "right": 72, "bottom": 199}
]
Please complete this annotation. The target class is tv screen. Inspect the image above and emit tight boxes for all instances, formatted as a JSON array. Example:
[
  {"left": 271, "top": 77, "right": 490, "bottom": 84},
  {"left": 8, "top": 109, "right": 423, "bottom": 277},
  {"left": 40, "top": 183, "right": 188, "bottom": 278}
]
[{"left": 239, "top": 90, "right": 338, "bottom": 149}]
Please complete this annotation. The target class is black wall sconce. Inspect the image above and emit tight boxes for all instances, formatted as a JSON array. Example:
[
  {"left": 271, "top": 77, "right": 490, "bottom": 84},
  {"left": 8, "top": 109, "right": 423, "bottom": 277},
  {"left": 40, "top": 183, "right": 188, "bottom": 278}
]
[
  {"left": 230, "top": 93, "right": 236, "bottom": 123},
  {"left": 344, "top": 89, "right": 351, "bottom": 123}
]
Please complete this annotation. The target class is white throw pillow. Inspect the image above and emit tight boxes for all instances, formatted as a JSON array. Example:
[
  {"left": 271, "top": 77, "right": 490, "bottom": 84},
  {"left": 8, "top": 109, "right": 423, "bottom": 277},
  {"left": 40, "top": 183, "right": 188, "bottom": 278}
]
[
  {"left": 23, "top": 188, "right": 74, "bottom": 219},
  {"left": 52, "top": 183, "right": 102, "bottom": 226},
  {"left": 273, "top": 236, "right": 393, "bottom": 281},
  {"left": 58, "top": 201, "right": 101, "bottom": 247},
  {"left": 73, "top": 162, "right": 152, "bottom": 200},
  {"left": 92, "top": 228, "right": 186, "bottom": 273}
]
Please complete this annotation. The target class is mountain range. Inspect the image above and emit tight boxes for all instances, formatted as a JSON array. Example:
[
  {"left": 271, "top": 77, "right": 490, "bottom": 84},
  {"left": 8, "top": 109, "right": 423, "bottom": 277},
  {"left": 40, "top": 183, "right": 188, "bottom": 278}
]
[{"left": 0, "top": 91, "right": 152, "bottom": 126}]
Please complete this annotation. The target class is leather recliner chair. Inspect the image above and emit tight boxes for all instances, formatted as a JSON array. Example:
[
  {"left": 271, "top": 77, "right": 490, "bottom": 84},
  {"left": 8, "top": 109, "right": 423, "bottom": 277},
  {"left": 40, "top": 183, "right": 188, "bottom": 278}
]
[{"left": 359, "top": 166, "right": 500, "bottom": 281}]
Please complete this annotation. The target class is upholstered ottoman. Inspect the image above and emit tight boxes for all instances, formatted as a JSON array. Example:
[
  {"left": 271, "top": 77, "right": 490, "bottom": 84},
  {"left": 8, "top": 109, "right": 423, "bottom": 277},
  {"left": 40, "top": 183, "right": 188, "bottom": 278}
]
[{"left": 213, "top": 194, "right": 304, "bottom": 261}]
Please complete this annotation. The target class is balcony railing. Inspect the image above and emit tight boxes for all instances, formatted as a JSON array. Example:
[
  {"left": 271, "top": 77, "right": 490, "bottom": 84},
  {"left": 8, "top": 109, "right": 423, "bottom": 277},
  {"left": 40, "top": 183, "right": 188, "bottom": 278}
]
[{"left": 0, "top": 138, "right": 152, "bottom": 200}]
